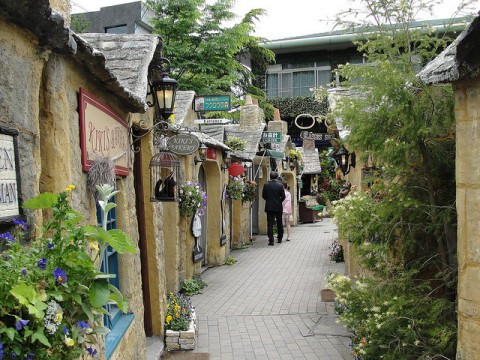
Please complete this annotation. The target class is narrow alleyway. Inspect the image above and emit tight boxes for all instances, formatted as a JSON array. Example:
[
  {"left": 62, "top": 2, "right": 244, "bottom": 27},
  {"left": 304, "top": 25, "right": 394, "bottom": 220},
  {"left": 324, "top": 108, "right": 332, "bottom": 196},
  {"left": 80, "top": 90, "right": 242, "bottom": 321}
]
[{"left": 190, "top": 218, "right": 353, "bottom": 360}]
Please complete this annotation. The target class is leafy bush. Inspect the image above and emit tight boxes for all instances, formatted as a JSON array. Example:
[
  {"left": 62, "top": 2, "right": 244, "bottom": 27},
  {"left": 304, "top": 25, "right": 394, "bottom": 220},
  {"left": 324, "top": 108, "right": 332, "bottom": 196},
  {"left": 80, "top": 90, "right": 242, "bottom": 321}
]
[
  {"left": 0, "top": 185, "right": 137, "bottom": 359},
  {"left": 328, "top": 240, "right": 344, "bottom": 262},
  {"left": 180, "top": 278, "right": 207, "bottom": 296},
  {"left": 178, "top": 182, "right": 207, "bottom": 217},
  {"left": 224, "top": 257, "right": 236, "bottom": 265},
  {"left": 164, "top": 292, "right": 193, "bottom": 332},
  {"left": 329, "top": 272, "right": 456, "bottom": 359},
  {"left": 224, "top": 136, "right": 247, "bottom": 151}
]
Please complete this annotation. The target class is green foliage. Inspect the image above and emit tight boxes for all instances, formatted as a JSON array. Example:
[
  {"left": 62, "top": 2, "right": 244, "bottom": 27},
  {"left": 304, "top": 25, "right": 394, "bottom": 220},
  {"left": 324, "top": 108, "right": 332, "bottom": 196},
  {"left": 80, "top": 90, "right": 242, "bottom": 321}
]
[
  {"left": 224, "top": 257, "right": 236, "bottom": 265},
  {"left": 165, "top": 292, "right": 193, "bottom": 331},
  {"left": 180, "top": 277, "right": 207, "bottom": 296},
  {"left": 70, "top": 14, "right": 92, "bottom": 33},
  {"left": 0, "top": 185, "right": 137, "bottom": 359},
  {"left": 268, "top": 95, "right": 327, "bottom": 119},
  {"left": 328, "top": 240, "right": 344, "bottom": 262},
  {"left": 178, "top": 181, "right": 207, "bottom": 218},
  {"left": 242, "top": 180, "right": 256, "bottom": 203},
  {"left": 329, "top": 271, "right": 457, "bottom": 359},
  {"left": 287, "top": 149, "right": 302, "bottom": 162},
  {"left": 146, "top": 0, "right": 274, "bottom": 95},
  {"left": 226, "top": 175, "right": 245, "bottom": 200},
  {"left": 224, "top": 136, "right": 247, "bottom": 151}
]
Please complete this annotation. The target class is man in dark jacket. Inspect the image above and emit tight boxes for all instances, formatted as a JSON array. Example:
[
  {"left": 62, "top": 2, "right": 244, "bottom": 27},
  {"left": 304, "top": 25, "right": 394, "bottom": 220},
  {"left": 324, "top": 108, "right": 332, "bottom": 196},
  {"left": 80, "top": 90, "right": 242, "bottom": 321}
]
[{"left": 262, "top": 171, "right": 286, "bottom": 246}]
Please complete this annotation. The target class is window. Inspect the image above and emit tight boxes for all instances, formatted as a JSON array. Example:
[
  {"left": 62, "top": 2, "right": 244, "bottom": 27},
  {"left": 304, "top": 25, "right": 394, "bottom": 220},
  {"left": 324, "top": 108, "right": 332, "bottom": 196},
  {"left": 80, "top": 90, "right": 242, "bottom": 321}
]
[
  {"left": 96, "top": 194, "right": 134, "bottom": 359},
  {"left": 105, "top": 25, "right": 128, "bottom": 34},
  {"left": 266, "top": 62, "right": 332, "bottom": 98}
]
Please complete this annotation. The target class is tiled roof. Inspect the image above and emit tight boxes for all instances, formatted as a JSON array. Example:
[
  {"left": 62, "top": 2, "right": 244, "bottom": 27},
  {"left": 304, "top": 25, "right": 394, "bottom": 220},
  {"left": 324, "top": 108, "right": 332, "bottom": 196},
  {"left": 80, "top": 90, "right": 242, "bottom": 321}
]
[
  {"left": 299, "top": 148, "right": 322, "bottom": 175},
  {"left": 418, "top": 14, "right": 480, "bottom": 84}
]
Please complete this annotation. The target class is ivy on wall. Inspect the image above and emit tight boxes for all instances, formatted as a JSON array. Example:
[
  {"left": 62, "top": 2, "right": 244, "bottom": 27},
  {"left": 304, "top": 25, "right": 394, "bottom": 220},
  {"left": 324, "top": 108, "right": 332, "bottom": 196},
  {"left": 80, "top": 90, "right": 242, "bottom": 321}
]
[{"left": 269, "top": 95, "right": 327, "bottom": 120}]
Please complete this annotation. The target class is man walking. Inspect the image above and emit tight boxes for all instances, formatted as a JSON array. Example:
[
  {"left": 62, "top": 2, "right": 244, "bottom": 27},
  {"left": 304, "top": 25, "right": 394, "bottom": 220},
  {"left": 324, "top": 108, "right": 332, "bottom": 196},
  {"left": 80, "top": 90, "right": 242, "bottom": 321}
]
[{"left": 262, "top": 171, "right": 286, "bottom": 246}]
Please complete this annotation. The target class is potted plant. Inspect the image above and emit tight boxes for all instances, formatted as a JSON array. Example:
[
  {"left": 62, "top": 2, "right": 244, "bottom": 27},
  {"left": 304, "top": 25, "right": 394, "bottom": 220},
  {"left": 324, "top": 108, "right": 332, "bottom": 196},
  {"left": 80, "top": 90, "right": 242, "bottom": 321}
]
[
  {"left": 178, "top": 182, "right": 207, "bottom": 217},
  {"left": 164, "top": 292, "right": 196, "bottom": 351},
  {"left": 225, "top": 176, "right": 245, "bottom": 200}
]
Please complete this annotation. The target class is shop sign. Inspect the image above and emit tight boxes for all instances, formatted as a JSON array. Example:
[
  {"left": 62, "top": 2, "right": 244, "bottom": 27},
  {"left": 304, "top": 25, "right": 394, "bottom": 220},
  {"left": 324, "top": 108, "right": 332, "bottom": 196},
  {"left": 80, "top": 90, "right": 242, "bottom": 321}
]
[
  {"left": 79, "top": 88, "right": 129, "bottom": 176},
  {"left": 0, "top": 129, "right": 20, "bottom": 221},
  {"left": 194, "top": 118, "right": 231, "bottom": 125},
  {"left": 193, "top": 245, "right": 204, "bottom": 263},
  {"left": 194, "top": 95, "right": 231, "bottom": 112},
  {"left": 167, "top": 134, "right": 200, "bottom": 155},
  {"left": 262, "top": 131, "right": 281, "bottom": 143},
  {"left": 300, "top": 131, "right": 337, "bottom": 141}
]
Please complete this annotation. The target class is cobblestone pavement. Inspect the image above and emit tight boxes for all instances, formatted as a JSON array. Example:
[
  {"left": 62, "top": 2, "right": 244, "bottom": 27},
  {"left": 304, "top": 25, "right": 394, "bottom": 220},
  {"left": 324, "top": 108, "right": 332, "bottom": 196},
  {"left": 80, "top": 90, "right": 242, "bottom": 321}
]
[{"left": 190, "top": 218, "right": 353, "bottom": 360}]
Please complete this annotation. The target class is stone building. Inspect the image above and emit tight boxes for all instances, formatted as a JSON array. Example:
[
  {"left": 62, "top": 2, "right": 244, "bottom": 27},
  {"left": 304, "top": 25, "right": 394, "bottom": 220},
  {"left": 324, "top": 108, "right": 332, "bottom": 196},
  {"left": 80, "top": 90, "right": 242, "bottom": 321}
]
[
  {"left": 418, "top": 13, "right": 480, "bottom": 359},
  {"left": 0, "top": 0, "right": 237, "bottom": 359}
]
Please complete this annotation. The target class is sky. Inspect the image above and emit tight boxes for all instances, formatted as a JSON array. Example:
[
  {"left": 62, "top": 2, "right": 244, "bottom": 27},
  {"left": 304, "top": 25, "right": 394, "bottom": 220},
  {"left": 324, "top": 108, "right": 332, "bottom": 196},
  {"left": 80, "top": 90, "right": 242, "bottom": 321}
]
[{"left": 70, "top": 0, "right": 480, "bottom": 40}]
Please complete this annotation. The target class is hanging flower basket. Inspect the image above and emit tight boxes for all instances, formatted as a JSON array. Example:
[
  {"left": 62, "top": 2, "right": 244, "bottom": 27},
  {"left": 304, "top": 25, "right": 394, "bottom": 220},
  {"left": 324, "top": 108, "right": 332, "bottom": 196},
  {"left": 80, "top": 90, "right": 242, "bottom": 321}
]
[{"left": 228, "top": 163, "right": 244, "bottom": 177}]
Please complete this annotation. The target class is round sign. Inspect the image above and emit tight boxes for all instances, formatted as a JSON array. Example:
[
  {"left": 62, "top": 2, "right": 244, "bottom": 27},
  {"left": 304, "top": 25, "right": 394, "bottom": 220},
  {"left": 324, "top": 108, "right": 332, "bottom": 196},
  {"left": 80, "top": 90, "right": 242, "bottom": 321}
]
[
  {"left": 167, "top": 134, "right": 200, "bottom": 155},
  {"left": 294, "top": 113, "right": 316, "bottom": 130}
]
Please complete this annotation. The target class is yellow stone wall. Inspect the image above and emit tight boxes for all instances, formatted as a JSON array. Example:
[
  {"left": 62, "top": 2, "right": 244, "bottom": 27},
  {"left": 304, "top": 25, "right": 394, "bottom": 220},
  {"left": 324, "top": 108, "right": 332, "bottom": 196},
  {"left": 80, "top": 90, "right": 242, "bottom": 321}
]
[
  {"left": 0, "top": 18, "right": 147, "bottom": 360},
  {"left": 453, "top": 78, "right": 480, "bottom": 360}
]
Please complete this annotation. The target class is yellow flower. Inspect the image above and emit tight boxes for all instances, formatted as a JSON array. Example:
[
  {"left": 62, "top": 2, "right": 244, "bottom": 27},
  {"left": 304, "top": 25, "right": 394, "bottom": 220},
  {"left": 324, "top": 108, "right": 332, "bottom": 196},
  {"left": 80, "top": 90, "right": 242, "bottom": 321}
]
[
  {"left": 54, "top": 311, "right": 63, "bottom": 323},
  {"left": 166, "top": 315, "right": 172, "bottom": 324},
  {"left": 88, "top": 240, "right": 99, "bottom": 251},
  {"left": 65, "top": 185, "right": 76, "bottom": 192},
  {"left": 64, "top": 336, "right": 74, "bottom": 347}
]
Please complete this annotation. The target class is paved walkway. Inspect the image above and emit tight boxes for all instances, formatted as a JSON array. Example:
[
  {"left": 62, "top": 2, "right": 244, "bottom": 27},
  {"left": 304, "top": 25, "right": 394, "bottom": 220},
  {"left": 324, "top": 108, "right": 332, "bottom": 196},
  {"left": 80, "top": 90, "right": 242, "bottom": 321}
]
[{"left": 190, "top": 218, "right": 353, "bottom": 360}]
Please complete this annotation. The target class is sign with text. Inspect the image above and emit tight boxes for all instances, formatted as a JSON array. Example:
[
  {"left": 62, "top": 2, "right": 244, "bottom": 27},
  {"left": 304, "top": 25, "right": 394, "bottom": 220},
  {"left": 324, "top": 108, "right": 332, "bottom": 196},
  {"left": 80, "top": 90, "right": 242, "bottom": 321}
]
[
  {"left": 194, "top": 95, "right": 231, "bottom": 112},
  {"left": 0, "top": 131, "right": 19, "bottom": 220},
  {"left": 300, "top": 131, "right": 337, "bottom": 141},
  {"left": 261, "top": 131, "right": 282, "bottom": 143},
  {"left": 194, "top": 118, "right": 231, "bottom": 125},
  {"left": 167, "top": 134, "right": 200, "bottom": 155},
  {"left": 79, "top": 88, "right": 129, "bottom": 176}
]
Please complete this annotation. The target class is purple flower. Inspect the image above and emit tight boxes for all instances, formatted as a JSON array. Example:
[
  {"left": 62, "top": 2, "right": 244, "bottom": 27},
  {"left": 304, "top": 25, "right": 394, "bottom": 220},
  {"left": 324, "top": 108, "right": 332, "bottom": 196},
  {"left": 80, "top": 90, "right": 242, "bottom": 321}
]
[
  {"left": 0, "top": 232, "right": 15, "bottom": 242},
  {"left": 53, "top": 268, "right": 68, "bottom": 284},
  {"left": 77, "top": 321, "right": 89, "bottom": 331},
  {"left": 37, "top": 258, "right": 47, "bottom": 270},
  {"left": 11, "top": 351, "right": 18, "bottom": 358},
  {"left": 26, "top": 354, "right": 34, "bottom": 360},
  {"left": 15, "top": 319, "right": 29, "bottom": 331},
  {"left": 0, "top": 342, "right": 3, "bottom": 360},
  {"left": 86, "top": 347, "right": 97, "bottom": 356},
  {"left": 63, "top": 326, "right": 69, "bottom": 335},
  {"left": 21, "top": 269, "right": 27, "bottom": 276},
  {"left": 47, "top": 243, "right": 54, "bottom": 249},
  {"left": 13, "top": 218, "right": 27, "bottom": 231}
]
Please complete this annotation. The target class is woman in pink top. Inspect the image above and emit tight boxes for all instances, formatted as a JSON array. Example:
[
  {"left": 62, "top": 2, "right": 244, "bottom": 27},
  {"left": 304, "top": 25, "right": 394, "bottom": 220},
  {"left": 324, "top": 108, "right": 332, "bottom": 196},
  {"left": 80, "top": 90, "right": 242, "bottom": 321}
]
[{"left": 282, "top": 182, "right": 293, "bottom": 241}]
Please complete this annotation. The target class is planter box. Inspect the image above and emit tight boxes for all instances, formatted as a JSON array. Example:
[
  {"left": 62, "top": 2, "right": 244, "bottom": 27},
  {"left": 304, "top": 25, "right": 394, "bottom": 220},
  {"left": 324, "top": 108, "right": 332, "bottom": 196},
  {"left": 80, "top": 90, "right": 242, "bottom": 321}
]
[
  {"left": 320, "top": 288, "right": 336, "bottom": 302},
  {"left": 165, "top": 310, "right": 197, "bottom": 351}
]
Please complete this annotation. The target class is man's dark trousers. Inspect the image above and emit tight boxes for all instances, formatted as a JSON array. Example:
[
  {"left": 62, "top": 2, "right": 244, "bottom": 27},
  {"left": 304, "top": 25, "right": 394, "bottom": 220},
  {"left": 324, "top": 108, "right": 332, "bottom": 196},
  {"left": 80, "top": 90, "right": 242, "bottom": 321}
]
[{"left": 267, "top": 211, "right": 283, "bottom": 244}]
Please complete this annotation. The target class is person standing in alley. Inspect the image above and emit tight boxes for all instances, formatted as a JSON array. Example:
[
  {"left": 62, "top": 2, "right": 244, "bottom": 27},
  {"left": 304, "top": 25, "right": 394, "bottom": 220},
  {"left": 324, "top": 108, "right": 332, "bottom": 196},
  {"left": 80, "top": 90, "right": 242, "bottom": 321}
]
[
  {"left": 262, "top": 171, "right": 286, "bottom": 246},
  {"left": 282, "top": 182, "right": 293, "bottom": 241}
]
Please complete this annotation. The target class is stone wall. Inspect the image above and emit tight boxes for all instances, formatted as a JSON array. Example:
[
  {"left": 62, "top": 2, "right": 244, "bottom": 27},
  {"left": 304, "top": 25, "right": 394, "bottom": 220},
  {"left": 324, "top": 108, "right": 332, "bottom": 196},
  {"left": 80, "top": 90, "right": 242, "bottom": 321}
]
[
  {"left": 0, "top": 16, "right": 147, "bottom": 360},
  {"left": 453, "top": 77, "right": 480, "bottom": 359}
]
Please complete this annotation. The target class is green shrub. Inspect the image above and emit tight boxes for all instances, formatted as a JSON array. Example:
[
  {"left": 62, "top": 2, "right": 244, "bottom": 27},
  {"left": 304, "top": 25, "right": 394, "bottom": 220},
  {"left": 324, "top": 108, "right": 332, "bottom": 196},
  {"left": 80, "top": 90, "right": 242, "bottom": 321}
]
[{"left": 180, "top": 277, "right": 207, "bottom": 296}]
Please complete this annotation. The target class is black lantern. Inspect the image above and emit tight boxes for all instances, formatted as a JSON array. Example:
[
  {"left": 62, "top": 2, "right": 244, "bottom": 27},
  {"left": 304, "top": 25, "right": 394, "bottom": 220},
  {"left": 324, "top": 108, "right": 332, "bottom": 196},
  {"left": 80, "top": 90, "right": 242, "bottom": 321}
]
[
  {"left": 334, "top": 145, "right": 356, "bottom": 175},
  {"left": 147, "top": 57, "right": 178, "bottom": 121},
  {"left": 221, "top": 152, "right": 232, "bottom": 170},
  {"left": 194, "top": 143, "right": 208, "bottom": 165}
]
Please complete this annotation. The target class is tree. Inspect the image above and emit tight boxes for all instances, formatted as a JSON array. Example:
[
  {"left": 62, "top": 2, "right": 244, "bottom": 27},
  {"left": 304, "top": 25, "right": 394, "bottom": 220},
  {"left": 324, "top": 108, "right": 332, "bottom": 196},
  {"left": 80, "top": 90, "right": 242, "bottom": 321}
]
[
  {"left": 146, "top": 0, "right": 275, "bottom": 96},
  {"left": 71, "top": 14, "right": 92, "bottom": 33},
  {"left": 322, "top": 0, "right": 477, "bottom": 358}
]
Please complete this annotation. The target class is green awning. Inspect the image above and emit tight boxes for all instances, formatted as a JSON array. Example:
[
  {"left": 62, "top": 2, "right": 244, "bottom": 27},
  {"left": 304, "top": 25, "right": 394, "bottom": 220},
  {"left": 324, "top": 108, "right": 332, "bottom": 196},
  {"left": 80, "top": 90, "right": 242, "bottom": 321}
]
[{"left": 256, "top": 149, "right": 284, "bottom": 159}]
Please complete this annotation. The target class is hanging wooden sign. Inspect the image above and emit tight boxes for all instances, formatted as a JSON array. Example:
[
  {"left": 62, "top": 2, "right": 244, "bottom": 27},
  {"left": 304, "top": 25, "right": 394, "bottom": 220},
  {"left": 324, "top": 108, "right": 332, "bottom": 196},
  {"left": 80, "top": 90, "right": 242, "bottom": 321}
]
[{"left": 167, "top": 134, "right": 200, "bottom": 155}]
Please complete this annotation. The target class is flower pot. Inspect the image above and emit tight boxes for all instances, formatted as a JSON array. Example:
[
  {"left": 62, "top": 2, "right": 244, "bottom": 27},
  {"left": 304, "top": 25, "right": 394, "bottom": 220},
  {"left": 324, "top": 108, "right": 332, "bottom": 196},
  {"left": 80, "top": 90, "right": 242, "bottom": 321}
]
[
  {"left": 165, "top": 310, "right": 197, "bottom": 351},
  {"left": 320, "top": 288, "right": 336, "bottom": 302}
]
